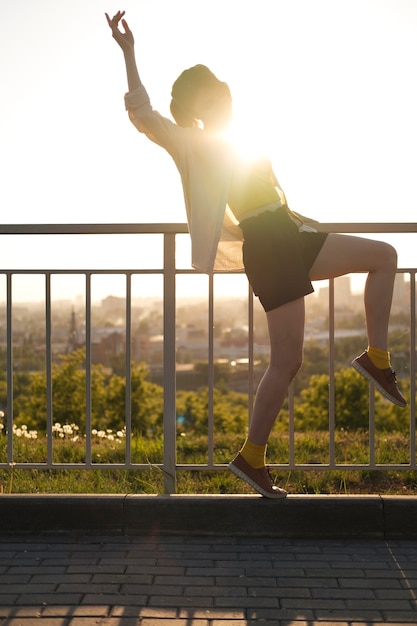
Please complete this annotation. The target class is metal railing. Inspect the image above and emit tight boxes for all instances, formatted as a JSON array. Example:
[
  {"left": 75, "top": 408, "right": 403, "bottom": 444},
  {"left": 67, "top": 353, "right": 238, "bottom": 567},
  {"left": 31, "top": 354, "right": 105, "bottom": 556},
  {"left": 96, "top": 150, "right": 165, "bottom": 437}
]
[{"left": 0, "top": 222, "right": 416, "bottom": 493}]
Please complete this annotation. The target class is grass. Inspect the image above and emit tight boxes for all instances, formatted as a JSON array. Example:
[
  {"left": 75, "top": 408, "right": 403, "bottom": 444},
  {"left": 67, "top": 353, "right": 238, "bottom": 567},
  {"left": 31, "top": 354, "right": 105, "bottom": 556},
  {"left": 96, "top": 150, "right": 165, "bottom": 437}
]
[{"left": 0, "top": 428, "right": 416, "bottom": 495}]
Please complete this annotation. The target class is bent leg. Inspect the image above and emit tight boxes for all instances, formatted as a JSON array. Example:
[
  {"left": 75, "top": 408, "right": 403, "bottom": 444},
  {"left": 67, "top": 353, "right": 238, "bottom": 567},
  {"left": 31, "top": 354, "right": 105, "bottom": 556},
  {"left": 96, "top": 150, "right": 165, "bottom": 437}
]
[
  {"left": 248, "top": 297, "right": 305, "bottom": 446},
  {"left": 310, "top": 234, "right": 397, "bottom": 350}
]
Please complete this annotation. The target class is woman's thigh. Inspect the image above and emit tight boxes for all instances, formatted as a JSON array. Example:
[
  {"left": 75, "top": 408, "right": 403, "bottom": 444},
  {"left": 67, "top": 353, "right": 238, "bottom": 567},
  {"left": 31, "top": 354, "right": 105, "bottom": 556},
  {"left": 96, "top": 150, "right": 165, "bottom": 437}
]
[{"left": 309, "top": 233, "right": 397, "bottom": 281}]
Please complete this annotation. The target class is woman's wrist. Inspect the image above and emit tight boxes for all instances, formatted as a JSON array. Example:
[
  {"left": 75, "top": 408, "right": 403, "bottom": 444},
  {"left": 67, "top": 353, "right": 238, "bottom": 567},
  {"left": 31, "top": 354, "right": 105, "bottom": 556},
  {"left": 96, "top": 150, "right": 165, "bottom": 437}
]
[{"left": 123, "top": 46, "right": 135, "bottom": 59}]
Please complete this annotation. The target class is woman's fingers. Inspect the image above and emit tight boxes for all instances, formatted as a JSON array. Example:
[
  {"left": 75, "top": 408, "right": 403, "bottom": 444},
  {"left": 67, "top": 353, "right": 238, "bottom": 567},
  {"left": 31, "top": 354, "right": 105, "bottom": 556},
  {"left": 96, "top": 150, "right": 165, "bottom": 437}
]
[{"left": 105, "top": 10, "right": 125, "bottom": 32}]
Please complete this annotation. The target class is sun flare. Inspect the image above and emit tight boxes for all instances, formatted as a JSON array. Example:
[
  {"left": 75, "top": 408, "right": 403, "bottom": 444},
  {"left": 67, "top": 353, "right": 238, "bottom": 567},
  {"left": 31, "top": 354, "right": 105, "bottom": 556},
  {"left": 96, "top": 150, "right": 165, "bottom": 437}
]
[{"left": 225, "top": 107, "right": 270, "bottom": 162}]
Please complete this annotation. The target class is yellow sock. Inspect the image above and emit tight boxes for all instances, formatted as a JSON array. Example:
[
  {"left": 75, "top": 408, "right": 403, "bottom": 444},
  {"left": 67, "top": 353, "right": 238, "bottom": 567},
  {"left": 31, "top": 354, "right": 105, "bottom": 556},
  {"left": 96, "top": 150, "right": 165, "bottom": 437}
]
[
  {"left": 367, "top": 346, "right": 391, "bottom": 370},
  {"left": 240, "top": 439, "right": 267, "bottom": 469}
]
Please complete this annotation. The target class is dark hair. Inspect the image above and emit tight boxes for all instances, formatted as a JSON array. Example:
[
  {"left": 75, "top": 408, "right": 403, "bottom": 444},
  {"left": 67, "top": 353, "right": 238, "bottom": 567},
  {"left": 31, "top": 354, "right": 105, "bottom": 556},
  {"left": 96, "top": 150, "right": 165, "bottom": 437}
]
[{"left": 170, "top": 64, "right": 228, "bottom": 127}]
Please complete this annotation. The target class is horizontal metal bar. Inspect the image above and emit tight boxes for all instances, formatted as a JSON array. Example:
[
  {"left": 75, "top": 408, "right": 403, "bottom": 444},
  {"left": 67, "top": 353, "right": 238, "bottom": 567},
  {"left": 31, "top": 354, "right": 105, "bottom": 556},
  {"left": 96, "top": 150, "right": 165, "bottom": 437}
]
[
  {"left": 2, "top": 462, "right": 415, "bottom": 471},
  {"left": 175, "top": 463, "right": 417, "bottom": 471},
  {"left": 0, "top": 267, "right": 414, "bottom": 276},
  {"left": 318, "top": 223, "right": 417, "bottom": 233},
  {"left": 0, "top": 463, "right": 165, "bottom": 470},
  {"left": 0, "top": 223, "right": 189, "bottom": 235},
  {"left": 0, "top": 222, "right": 416, "bottom": 235}
]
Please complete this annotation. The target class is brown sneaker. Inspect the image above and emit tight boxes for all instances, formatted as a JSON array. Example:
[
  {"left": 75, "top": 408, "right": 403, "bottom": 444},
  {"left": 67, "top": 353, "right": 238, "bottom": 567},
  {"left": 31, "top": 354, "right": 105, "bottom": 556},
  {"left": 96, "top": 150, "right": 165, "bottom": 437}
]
[
  {"left": 352, "top": 351, "right": 407, "bottom": 407},
  {"left": 228, "top": 453, "right": 287, "bottom": 499}
]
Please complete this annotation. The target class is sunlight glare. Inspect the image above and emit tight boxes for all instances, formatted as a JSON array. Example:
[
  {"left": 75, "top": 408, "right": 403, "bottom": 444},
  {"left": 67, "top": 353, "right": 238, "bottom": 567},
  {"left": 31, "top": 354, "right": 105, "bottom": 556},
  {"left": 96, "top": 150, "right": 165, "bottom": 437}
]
[{"left": 226, "top": 104, "right": 271, "bottom": 162}]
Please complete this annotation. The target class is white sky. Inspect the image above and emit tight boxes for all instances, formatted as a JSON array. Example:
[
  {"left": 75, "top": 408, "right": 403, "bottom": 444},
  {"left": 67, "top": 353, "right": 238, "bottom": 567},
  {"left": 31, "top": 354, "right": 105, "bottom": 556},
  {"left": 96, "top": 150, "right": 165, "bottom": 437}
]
[{"left": 1, "top": 0, "right": 417, "bottom": 300}]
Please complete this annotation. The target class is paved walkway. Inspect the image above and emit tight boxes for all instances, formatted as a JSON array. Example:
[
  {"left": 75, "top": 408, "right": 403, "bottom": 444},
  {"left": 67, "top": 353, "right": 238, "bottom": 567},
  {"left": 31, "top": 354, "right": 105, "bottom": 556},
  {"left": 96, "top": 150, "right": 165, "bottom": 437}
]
[{"left": 0, "top": 534, "right": 416, "bottom": 625}]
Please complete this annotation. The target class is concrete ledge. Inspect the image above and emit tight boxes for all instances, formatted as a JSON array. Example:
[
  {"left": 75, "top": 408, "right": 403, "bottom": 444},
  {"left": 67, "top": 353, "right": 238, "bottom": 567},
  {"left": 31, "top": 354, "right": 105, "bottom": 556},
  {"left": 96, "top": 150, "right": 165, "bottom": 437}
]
[
  {"left": 0, "top": 494, "right": 125, "bottom": 535},
  {"left": 383, "top": 495, "right": 417, "bottom": 538},
  {"left": 1, "top": 494, "right": 417, "bottom": 538}
]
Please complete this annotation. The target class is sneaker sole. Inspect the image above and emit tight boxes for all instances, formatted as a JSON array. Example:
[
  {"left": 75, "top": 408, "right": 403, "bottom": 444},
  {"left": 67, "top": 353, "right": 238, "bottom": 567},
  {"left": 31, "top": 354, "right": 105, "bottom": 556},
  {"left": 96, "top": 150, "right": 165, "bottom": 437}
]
[
  {"left": 352, "top": 360, "right": 407, "bottom": 407},
  {"left": 228, "top": 462, "right": 287, "bottom": 499}
]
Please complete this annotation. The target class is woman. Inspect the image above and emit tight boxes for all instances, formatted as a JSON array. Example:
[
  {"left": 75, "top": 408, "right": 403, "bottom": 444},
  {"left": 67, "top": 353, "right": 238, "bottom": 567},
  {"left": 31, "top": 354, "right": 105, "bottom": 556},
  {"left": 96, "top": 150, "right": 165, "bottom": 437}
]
[{"left": 106, "top": 11, "right": 406, "bottom": 499}]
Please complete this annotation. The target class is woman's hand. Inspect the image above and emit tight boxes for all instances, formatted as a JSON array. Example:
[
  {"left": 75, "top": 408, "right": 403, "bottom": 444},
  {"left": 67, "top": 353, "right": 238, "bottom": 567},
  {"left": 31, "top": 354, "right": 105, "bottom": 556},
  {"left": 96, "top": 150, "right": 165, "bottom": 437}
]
[{"left": 105, "top": 10, "right": 134, "bottom": 53}]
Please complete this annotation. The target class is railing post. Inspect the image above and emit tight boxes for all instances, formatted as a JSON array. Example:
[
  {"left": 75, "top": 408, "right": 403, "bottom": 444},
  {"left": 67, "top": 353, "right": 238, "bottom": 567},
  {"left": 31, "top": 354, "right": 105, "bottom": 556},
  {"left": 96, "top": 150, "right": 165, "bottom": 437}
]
[
  {"left": 45, "top": 274, "right": 53, "bottom": 465},
  {"left": 85, "top": 273, "right": 92, "bottom": 467},
  {"left": 163, "top": 233, "right": 177, "bottom": 493},
  {"left": 328, "top": 278, "right": 335, "bottom": 466},
  {"left": 125, "top": 273, "right": 132, "bottom": 466},
  {"left": 409, "top": 272, "right": 416, "bottom": 463},
  {"left": 6, "top": 275, "right": 13, "bottom": 465},
  {"left": 207, "top": 273, "right": 214, "bottom": 467}
]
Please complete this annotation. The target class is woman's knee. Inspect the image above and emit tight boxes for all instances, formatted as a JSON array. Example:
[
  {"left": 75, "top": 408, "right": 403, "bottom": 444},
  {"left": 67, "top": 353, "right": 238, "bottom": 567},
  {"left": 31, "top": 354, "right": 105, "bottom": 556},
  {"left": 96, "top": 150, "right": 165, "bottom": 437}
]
[
  {"left": 376, "top": 241, "right": 397, "bottom": 271},
  {"left": 270, "top": 347, "right": 303, "bottom": 381},
  {"left": 289, "top": 354, "right": 303, "bottom": 381}
]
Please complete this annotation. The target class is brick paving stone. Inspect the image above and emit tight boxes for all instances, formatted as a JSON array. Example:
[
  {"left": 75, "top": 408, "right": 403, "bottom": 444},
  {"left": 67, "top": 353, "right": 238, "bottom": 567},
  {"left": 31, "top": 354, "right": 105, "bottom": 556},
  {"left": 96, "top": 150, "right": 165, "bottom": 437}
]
[
  {"left": 0, "top": 608, "right": 43, "bottom": 617},
  {"left": 111, "top": 607, "right": 178, "bottom": 618},
  {"left": 42, "top": 605, "right": 110, "bottom": 617},
  {"left": 178, "top": 609, "right": 245, "bottom": 619},
  {"left": 1, "top": 617, "right": 70, "bottom": 626},
  {"left": 16, "top": 594, "right": 83, "bottom": 606}
]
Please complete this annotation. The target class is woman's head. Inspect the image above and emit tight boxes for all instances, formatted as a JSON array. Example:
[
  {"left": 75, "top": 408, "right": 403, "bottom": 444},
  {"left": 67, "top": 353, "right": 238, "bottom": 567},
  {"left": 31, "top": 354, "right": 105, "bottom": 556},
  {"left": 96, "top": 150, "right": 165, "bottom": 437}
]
[{"left": 170, "top": 64, "right": 232, "bottom": 130}]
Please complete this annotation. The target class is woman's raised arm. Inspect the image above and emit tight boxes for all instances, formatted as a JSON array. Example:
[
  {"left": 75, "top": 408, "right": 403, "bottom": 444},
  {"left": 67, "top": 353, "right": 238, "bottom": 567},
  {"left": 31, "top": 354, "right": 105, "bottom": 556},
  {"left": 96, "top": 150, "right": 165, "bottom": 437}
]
[{"left": 105, "top": 10, "right": 141, "bottom": 93}]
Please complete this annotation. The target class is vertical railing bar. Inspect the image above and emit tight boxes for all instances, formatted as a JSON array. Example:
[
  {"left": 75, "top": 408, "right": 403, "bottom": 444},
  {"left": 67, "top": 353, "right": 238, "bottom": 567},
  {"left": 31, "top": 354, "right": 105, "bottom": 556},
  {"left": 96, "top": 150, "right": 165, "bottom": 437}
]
[
  {"left": 6, "top": 274, "right": 13, "bottom": 465},
  {"left": 248, "top": 284, "right": 254, "bottom": 423},
  {"left": 207, "top": 274, "right": 215, "bottom": 467},
  {"left": 288, "top": 380, "right": 295, "bottom": 468},
  {"left": 163, "top": 233, "right": 177, "bottom": 493},
  {"left": 328, "top": 278, "right": 336, "bottom": 467},
  {"left": 409, "top": 271, "right": 416, "bottom": 465},
  {"left": 369, "top": 386, "right": 375, "bottom": 467},
  {"left": 85, "top": 273, "right": 92, "bottom": 467},
  {"left": 45, "top": 273, "right": 53, "bottom": 467},
  {"left": 125, "top": 272, "right": 132, "bottom": 466}
]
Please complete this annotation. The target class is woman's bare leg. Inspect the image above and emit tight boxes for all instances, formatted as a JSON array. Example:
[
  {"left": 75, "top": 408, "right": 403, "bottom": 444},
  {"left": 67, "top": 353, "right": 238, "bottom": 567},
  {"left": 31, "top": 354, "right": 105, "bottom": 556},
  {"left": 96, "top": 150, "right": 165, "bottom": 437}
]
[
  {"left": 248, "top": 297, "right": 305, "bottom": 445},
  {"left": 230, "top": 232, "right": 401, "bottom": 495},
  {"left": 248, "top": 233, "right": 398, "bottom": 446},
  {"left": 310, "top": 234, "right": 397, "bottom": 350}
]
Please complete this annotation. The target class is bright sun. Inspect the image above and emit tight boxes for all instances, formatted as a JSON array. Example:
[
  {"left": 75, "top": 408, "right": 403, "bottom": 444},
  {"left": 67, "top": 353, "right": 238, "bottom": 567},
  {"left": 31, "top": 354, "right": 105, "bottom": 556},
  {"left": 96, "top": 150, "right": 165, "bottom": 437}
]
[{"left": 225, "top": 106, "right": 270, "bottom": 162}]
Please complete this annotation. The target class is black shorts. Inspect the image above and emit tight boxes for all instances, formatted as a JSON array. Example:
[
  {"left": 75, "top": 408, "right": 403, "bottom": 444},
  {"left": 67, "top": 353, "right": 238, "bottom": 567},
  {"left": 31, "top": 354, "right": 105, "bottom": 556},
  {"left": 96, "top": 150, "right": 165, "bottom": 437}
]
[{"left": 240, "top": 207, "right": 328, "bottom": 312}]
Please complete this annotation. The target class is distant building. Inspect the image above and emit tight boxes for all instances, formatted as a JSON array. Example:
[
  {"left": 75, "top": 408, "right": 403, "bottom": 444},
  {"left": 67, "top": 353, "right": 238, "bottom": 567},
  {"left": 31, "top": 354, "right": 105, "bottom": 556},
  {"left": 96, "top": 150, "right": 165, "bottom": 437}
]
[
  {"left": 392, "top": 273, "right": 408, "bottom": 311},
  {"left": 317, "top": 276, "right": 353, "bottom": 309},
  {"left": 92, "top": 331, "right": 125, "bottom": 366}
]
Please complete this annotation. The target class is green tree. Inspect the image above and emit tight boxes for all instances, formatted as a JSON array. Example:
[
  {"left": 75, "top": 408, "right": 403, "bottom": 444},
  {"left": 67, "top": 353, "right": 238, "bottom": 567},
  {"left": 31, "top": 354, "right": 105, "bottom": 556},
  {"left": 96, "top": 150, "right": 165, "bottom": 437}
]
[
  {"left": 193, "top": 361, "right": 231, "bottom": 385},
  {"left": 104, "top": 362, "right": 163, "bottom": 435},
  {"left": 295, "top": 367, "right": 410, "bottom": 432},
  {"left": 295, "top": 368, "right": 371, "bottom": 431},
  {"left": 20, "top": 349, "right": 106, "bottom": 431},
  {"left": 176, "top": 387, "right": 248, "bottom": 435}
]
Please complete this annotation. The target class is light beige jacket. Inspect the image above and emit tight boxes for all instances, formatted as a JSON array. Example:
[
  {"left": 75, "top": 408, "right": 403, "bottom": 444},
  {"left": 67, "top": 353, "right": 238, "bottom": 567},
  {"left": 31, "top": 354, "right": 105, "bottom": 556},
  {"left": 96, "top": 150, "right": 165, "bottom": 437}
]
[{"left": 125, "top": 85, "right": 250, "bottom": 273}]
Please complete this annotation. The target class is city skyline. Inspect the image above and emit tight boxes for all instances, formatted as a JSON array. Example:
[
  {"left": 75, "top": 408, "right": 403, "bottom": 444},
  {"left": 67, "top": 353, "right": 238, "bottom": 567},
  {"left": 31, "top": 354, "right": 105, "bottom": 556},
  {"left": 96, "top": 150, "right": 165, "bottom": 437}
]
[{"left": 1, "top": 272, "right": 410, "bottom": 307}]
